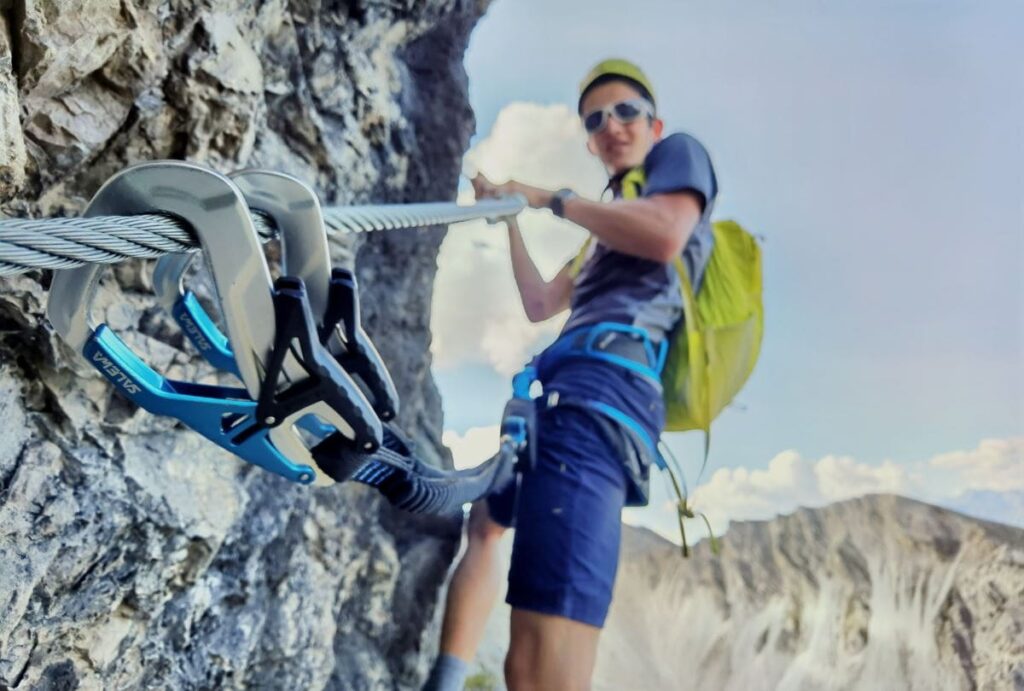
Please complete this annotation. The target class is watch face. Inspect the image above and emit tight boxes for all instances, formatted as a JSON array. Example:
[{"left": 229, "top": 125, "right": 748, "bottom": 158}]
[
  {"left": 551, "top": 189, "right": 574, "bottom": 217},
  {"left": 551, "top": 191, "right": 565, "bottom": 216}
]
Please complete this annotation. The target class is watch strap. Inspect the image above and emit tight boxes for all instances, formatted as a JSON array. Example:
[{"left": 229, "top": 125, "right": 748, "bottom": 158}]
[{"left": 549, "top": 188, "right": 577, "bottom": 218}]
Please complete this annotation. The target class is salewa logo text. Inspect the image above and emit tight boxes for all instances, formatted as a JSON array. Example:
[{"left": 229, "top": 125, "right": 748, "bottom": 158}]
[
  {"left": 179, "top": 313, "right": 212, "bottom": 352},
  {"left": 92, "top": 352, "right": 141, "bottom": 395}
]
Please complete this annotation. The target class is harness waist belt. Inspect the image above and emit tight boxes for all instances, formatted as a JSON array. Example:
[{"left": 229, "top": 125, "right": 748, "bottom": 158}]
[
  {"left": 545, "top": 322, "right": 667, "bottom": 384},
  {"left": 565, "top": 329, "right": 660, "bottom": 369}
]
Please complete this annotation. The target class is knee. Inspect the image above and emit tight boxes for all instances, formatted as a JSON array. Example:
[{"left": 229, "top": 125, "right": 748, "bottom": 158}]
[
  {"left": 505, "top": 641, "right": 572, "bottom": 691},
  {"left": 466, "top": 500, "right": 506, "bottom": 546},
  {"left": 503, "top": 643, "right": 534, "bottom": 690},
  {"left": 504, "top": 623, "right": 543, "bottom": 691},
  {"left": 504, "top": 614, "right": 597, "bottom": 691}
]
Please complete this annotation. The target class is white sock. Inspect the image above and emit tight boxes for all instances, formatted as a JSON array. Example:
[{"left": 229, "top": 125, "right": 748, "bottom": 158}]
[{"left": 422, "top": 653, "right": 469, "bottom": 691}]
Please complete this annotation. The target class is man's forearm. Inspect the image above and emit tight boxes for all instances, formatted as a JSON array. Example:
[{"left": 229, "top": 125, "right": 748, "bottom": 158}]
[
  {"left": 511, "top": 181, "right": 699, "bottom": 263},
  {"left": 561, "top": 195, "right": 695, "bottom": 262},
  {"left": 507, "top": 219, "right": 554, "bottom": 322}
]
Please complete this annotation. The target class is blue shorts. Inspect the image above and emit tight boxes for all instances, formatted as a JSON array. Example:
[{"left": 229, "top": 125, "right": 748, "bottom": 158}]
[{"left": 487, "top": 358, "right": 663, "bottom": 628}]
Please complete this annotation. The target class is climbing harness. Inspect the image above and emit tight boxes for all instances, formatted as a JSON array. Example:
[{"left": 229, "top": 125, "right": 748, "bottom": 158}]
[
  {"left": 511, "top": 323, "right": 668, "bottom": 478},
  {"left": 499, "top": 366, "right": 539, "bottom": 475},
  {"left": 507, "top": 321, "right": 719, "bottom": 556},
  {"left": 40, "top": 160, "right": 523, "bottom": 515}
]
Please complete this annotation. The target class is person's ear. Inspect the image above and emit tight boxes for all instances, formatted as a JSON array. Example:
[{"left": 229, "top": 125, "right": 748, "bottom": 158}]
[
  {"left": 586, "top": 137, "right": 598, "bottom": 156},
  {"left": 652, "top": 117, "right": 665, "bottom": 140}
]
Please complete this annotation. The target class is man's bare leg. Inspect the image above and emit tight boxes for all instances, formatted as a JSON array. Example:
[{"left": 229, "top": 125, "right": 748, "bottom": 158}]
[
  {"left": 423, "top": 500, "right": 508, "bottom": 690},
  {"left": 504, "top": 609, "right": 602, "bottom": 691},
  {"left": 439, "top": 500, "right": 507, "bottom": 658}
]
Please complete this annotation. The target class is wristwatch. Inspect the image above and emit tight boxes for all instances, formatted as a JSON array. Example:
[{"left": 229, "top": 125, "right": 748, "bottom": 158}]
[{"left": 548, "top": 188, "right": 577, "bottom": 218}]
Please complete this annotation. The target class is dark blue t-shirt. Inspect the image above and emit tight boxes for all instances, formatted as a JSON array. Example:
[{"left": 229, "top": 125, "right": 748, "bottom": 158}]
[{"left": 562, "top": 132, "right": 719, "bottom": 341}]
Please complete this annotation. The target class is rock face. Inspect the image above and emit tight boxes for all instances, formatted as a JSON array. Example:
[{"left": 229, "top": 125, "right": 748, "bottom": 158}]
[
  {"left": 0, "top": 1, "right": 485, "bottom": 688},
  {"left": 595, "top": 495, "right": 1024, "bottom": 691}
]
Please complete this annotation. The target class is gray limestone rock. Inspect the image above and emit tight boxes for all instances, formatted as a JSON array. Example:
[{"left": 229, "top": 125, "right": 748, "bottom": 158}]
[{"left": 0, "top": 1, "right": 486, "bottom": 688}]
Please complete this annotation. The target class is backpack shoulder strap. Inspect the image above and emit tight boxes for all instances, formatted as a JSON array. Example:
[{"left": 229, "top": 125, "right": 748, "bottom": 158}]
[
  {"left": 620, "top": 166, "right": 646, "bottom": 200},
  {"left": 568, "top": 237, "right": 592, "bottom": 279}
]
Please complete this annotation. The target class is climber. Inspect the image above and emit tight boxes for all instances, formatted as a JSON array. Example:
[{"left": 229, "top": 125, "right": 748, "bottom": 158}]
[{"left": 424, "top": 59, "right": 719, "bottom": 690}]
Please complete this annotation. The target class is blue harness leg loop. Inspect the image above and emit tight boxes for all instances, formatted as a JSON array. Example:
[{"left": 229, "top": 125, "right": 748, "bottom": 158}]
[{"left": 578, "top": 400, "right": 667, "bottom": 470}]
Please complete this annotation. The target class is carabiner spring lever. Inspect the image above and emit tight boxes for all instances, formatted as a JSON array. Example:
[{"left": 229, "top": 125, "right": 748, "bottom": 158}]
[{"left": 320, "top": 267, "right": 399, "bottom": 421}]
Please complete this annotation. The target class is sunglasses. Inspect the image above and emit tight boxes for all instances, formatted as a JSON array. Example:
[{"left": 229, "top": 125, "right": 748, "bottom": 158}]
[{"left": 581, "top": 98, "right": 655, "bottom": 135}]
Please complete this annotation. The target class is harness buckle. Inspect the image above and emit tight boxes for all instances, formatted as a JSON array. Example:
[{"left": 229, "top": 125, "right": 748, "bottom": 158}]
[{"left": 500, "top": 365, "right": 540, "bottom": 474}]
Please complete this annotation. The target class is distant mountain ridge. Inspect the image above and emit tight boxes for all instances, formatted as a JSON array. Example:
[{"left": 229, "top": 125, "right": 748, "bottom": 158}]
[{"left": 596, "top": 494, "right": 1024, "bottom": 690}]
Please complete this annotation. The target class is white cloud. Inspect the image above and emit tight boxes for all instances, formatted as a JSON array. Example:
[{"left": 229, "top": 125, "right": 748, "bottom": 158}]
[
  {"left": 925, "top": 438, "right": 1024, "bottom": 493},
  {"left": 464, "top": 102, "right": 608, "bottom": 195},
  {"left": 431, "top": 102, "right": 608, "bottom": 375},
  {"left": 479, "top": 317, "right": 547, "bottom": 378},
  {"left": 628, "top": 437, "right": 1024, "bottom": 542},
  {"left": 815, "top": 455, "right": 909, "bottom": 500},
  {"left": 443, "top": 425, "right": 501, "bottom": 470}
]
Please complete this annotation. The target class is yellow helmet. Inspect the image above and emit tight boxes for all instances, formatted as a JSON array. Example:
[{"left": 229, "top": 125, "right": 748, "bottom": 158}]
[{"left": 578, "top": 58, "right": 656, "bottom": 113}]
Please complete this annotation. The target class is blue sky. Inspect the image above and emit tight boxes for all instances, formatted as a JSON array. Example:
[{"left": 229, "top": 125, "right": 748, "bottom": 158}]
[{"left": 431, "top": 0, "right": 1023, "bottom": 536}]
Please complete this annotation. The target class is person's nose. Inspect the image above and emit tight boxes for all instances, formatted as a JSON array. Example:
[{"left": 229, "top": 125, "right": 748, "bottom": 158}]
[{"left": 604, "top": 114, "right": 627, "bottom": 138}]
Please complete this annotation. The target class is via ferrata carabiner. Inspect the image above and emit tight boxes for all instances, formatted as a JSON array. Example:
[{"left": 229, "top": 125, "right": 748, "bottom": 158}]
[{"left": 47, "top": 161, "right": 381, "bottom": 485}]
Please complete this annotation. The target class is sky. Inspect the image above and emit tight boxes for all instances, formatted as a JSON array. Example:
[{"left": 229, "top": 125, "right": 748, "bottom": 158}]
[{"left": 428, "top": 0, "right": 1024, "bottom": 540}]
